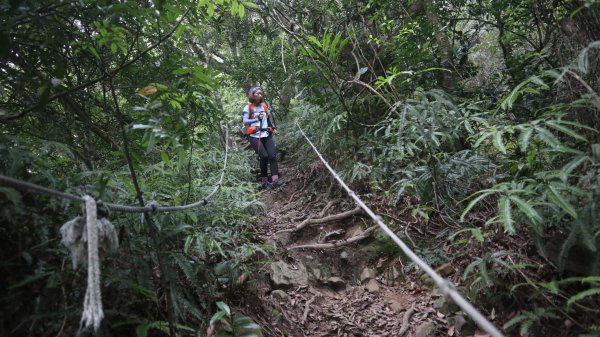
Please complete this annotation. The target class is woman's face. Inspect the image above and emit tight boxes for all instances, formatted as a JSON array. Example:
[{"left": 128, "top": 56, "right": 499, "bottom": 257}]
[{"left": 252, "top": 89, "right": 263, "bottom": 102}]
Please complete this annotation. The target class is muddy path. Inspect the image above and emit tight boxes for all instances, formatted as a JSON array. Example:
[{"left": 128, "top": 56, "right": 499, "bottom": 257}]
[{"left": 241, "top": 159, "right": 479, "bottom": 337}]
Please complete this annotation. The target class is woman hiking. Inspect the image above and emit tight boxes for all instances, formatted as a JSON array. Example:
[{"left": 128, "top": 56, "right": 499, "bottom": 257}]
[{"left": 242, "top": 86, "right": 284, "bottom": 190}]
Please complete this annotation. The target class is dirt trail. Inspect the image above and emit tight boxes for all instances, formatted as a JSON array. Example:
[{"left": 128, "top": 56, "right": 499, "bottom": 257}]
[{"left": 244, "top": 160, "right": 468, "bottom": 337}]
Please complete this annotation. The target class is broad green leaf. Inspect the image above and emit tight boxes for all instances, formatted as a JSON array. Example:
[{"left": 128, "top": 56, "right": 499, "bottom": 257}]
[
  {"left": 460, "top": 190, "right": 496, "bottom": 222},
  {"left": 567, "top": 287, "right": 600, "bottom": 307},
  {"left": 493, "top": 129, "right": 507, "bottom": 154},
  {"left": 498, "top": 196, "right": 515, "bottom": 234},
  {"left": 330, "top": 32, "right": 342, "bottom": 58},
  {"left": 173, "top": 68, "right": 192, "bottom": 75},
  {"left": 242, "top": 1, "right": 258, "bottom": 9},
  {"left": 231, "top": 0, "right": 239, "bottom": 16},
  {"left": 160, "top": 151, "right": 170, "bottom": 163},
  {"left": 132, "top": 124, "right": 153, "bottom": 129},
  {"left": 337, "top": 37, "right": 349, "bottom": 59},
  {"left": 210, "top": 311, "right": 227, "bottom": 326},
  {"left": 518, "top": 126, "right": 533, "bottom": 152},
  {"left": 580, "top": 276, "right": 600, "bottom": 283},
  {"left": 538, "top": 281, "right": 559, "bottom": 294},
  {"left": 557, "top": 119, "right": 599, "bottom": 133},
  {"left": 548, "top": 185, "right": 577, "bottom": 219},
  {"left": 546, "top": 121, "right": 586, "bottom": 141},
  {"left": 216, "top": 301, "right": 231, "bottom": 315},
  {"left": 308, "top": 36, "right": 321, "bottom": 48},
  {"left": 560, "top": 155, "right": 588, "bottom": 181},
  {"left": 534, "top": 126, "right": 560, "bottom": 147},
  {"left": 501, "top": 81, "right": 526, "bottom": 110},
  {"left": 473, "top": 131, "right": 492, "bottom": 148},
  {"left": 470, "top": 228, "right": 484, "bottom": 242},
  {"left": 509, "top": 195, "right": 542, "bottom": 225},
  {"left": 322, "top": 32, "right": 331, "bottom": 55}
]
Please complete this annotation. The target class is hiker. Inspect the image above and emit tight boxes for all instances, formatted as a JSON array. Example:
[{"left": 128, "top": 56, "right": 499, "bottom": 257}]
[{"left": 242, "top": 86, "right": 284, "bottom": 190}]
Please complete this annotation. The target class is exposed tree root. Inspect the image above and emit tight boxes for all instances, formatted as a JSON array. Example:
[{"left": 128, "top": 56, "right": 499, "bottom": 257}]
[
  {"left": 293, "top": 206, "right": 361, "bottom": 231},
  {"left": 287, "top": 225, "right": 378, "bottom": 250},
  {"left": 274, "top": 201, "right": 338, "bottom": 235},
  {"left": 276, "top": 206, "right": 361, "bottom": 235},
  {"left": 398, "top": 302, "right": 416, "bottom": 336}
]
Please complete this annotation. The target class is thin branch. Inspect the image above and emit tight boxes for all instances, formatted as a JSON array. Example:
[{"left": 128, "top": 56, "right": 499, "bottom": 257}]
[
  {"left": 346, "top": 80, "right": 392, "bottom": 107},
  {"left": 563, "top": 68, "right": 598, "bottom": 97},
  {"left": 281, "top": 35, "right": 287, "bottom": 73}
]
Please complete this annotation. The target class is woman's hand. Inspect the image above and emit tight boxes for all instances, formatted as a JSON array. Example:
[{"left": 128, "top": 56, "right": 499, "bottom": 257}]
[{"left": 258, "top": 113, "right": 264, "bottom": 120}]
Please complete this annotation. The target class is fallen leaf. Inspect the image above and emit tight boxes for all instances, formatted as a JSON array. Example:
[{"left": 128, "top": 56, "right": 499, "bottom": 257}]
[{"left": 138, "top": 85, "right": 157, "bottom": 96}]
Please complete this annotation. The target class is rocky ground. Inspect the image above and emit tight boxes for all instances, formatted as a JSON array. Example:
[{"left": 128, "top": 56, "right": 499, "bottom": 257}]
[{"left": 240, "top": 159, "right": 491, "bottom": 337}]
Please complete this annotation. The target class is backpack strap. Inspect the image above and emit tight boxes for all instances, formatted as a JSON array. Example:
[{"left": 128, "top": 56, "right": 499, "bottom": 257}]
[
  {"left": 248, "top": 103, "right": 269, "bottom": 120},
  {"left": 248, "top": 103, "right": 254, "bottom": 119},
  {"left": 261, "top": 102, "right": 268, "bottom": 116}
]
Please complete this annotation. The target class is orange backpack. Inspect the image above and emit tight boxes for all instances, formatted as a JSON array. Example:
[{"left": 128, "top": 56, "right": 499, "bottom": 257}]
[{"left": 243, "top": 102, "right": 270, "bottom": 136}]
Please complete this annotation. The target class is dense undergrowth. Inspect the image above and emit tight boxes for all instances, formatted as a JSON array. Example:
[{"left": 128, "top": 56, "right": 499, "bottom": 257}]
[{"left": 2, "top": 0, "right": 600, "bottom": 336}]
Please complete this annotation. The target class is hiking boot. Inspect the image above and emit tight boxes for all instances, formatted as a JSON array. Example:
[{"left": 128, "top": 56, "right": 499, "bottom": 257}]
[
  {"left": 259, "top": 182, "right": 273, "bottom": 190},
  {"left": 271, "top": 179, "right": 285, "bottom": 188}
]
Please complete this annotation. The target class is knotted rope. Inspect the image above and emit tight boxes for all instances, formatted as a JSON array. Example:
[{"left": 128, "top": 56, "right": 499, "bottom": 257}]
[{"left": 60, "top": 196, "right": 118, "bottom": 331}]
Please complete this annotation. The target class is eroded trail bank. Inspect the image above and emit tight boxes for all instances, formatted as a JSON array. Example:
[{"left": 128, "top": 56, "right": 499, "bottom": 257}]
[{"left": 241, "top": 160, "right": 485, "bottom": 337}]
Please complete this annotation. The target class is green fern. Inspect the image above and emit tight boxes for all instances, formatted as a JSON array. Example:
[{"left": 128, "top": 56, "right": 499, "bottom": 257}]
[{"left": 503, "top": 308, "right": 559, "bottom": 336}]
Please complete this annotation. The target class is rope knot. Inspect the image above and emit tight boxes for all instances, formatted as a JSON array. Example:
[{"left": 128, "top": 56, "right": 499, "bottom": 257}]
[{"left": 147, "top": 201, "right": 160, "bottom": 214}]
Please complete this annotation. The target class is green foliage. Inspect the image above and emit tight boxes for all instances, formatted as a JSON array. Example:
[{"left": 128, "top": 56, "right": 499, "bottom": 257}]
[
  {"left": 0, "top": 1, "right": 271, "bottom": 335},
  {"left": 2, "top": 0, "right": 600, "bottom": 335},
  {"left": 304, "top": 30, "right": 349, "bottom": 64},
  {"left": 462, "top": 65, "right": 600, "bottom": 262},
  {"left": 208, "top": 301, "right": 264, "bottom": 337},
  {"left": 503, "top": 308, "right": 560, "bottom": 337}
]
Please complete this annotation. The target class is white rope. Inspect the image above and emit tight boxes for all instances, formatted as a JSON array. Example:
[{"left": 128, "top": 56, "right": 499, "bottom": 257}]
[
  {"left": 81, "top": 195, "right": 104, "bottom": 331},
  {"left": 295, "top": 120, "right": 505, "bottom": 337}
]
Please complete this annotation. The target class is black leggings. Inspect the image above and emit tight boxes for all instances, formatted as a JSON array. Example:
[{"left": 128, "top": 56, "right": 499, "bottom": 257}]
[{"left": 248, "top": 135, "right": 278, "bottom": 178}]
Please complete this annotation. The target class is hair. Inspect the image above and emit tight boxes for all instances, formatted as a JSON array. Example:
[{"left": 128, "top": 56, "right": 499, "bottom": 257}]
[{"left": 247, "top": 86, "right": 263, "bottom": 104}]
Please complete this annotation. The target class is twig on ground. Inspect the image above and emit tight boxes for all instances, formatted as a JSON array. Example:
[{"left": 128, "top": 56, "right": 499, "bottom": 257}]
[
  {"left": 302, "top": 295, "right": 317, "bottom": 324},
  {"left": 404, "top": 224, "right": 417, "bottom": 248}
]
